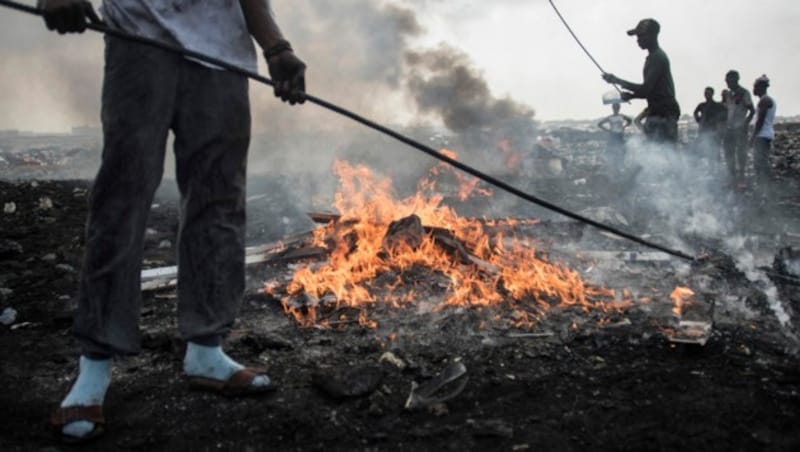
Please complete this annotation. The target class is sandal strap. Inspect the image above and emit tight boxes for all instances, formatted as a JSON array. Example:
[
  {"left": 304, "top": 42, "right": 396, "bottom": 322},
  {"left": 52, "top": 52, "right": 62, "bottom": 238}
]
[
  {"left": 225, "top": 368, "right": 267, "bottom": 390},
  {"left": 51, "top": 405, "right": 105, "bottom": 427}
]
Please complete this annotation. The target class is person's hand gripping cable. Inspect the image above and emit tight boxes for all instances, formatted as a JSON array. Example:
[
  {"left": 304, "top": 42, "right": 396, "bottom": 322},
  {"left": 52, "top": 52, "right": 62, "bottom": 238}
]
[
  {"left": 38, "top": 0, "right": 101, "bottom": 34},
  {"left": 264, "top": 39, "right": 306, "bottom": 105}
]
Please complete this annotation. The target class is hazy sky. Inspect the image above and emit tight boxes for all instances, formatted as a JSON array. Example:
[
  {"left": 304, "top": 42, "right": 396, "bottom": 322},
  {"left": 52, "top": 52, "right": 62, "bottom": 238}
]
[
  {"left": 411, "top": 0, "right": 800, "bottom": 122},
  {"left": 0, "top": 0, "right": 798, "bottom": 133}
]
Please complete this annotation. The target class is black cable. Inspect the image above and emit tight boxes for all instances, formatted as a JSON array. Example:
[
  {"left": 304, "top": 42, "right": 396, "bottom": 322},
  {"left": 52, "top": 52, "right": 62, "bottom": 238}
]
[
  {"left": 548, "top": 0, "right": 606, "bottom": 73},
  {"left": 0, "top": 0, "right": 695, "bottom": 261},
  {"left": 547, "top": 0, "right": 624, "bottom": 98}
]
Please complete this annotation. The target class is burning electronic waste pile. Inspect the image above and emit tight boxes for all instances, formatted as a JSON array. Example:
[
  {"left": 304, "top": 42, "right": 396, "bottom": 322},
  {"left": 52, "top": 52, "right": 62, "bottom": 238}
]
[
  {"left": 664, "top": 286, "right": 713, "bottom": 346},
  {"left": 262, "top": 150, "right": 706, "bottom": 342}
]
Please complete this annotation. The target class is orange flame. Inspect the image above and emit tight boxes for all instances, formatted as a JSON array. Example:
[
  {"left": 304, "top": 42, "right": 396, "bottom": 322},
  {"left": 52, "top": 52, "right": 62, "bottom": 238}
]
[
  {"left": 268, "top": 152, "right": 616, "bottom": 328},
  {"left": 669, "top": 286, "right": 695, "bottom": 317},
  {"left": 497, "top": 138, "right": 523, "bottom": 172},
  {"left": 417, "top": 149, "right": 492, "bottom": 201}
]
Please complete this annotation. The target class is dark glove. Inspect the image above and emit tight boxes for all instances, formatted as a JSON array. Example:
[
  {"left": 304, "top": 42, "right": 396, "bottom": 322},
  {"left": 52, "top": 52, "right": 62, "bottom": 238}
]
[
  {"left": 39, "top": 0, "right": 101, "bottom": 34},
  {"left": 620, "top": 91, "right": 634, "bottom": 101},
  {"left": 265, "top": 40, "right": 306, "bottom": 105}
]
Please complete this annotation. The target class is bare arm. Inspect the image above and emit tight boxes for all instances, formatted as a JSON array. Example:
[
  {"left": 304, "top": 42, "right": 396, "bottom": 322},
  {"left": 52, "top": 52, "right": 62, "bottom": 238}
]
[
  {"left": 239, "top": 0, "right": 285, "bottom": 51},
  {"left": 745, "top": 96, "right": 756, "bottom": 126},
  {"left": 615, "top": 78, "right": 642, "bottom": 95},
  {"left": 693, "top": 103, "right": 703, "bottom": 124},
  {"left": 622, "top": 115, "right": 632, "bottom": 128},
  {"left": 602, "top": 73, "right": 636, "bottom": 99},
  {"left": 239, "top": 0, "right": 306, "bottom": 105},
  {"left": 603, "top": 73, "right": 649, "bottom": 97},
  {"left": 602, "top": 64, "right": 660, "bottom": 101}
]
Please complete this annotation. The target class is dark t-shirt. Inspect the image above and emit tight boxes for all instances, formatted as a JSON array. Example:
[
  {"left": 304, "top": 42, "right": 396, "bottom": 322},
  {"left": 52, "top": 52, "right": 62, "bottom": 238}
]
[
  {"left": 632, "top": 48, "right": 680, "bottom": 119},
  {"left": 694, "top": 100, "right": 726, "bottom": 132}
]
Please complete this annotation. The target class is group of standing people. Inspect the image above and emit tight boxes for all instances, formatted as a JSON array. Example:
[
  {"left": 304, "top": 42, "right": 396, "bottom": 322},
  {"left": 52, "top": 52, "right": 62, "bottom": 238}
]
[
  {"left": 598, "top": 17, "right": 778, "bottom": 193},
  {"left": 693, "top": 71, "right": 777, "bottom": 191}
]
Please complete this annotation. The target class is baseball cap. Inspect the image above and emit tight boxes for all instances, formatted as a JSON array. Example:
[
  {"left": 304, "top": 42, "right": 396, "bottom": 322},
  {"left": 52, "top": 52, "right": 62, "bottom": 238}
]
[
  {"left": 627, "top": 18, "right": 660, "bottom": 36},
  {"left": 755, "top": 74, "right": 770, "bottom": 86}
]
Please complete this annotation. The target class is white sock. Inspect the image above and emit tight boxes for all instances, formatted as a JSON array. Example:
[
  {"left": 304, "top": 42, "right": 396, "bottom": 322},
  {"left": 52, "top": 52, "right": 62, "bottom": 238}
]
[
  {"left": 60, "top": 356, "right": 111, "bottom": 438},
  {"left": 183, "top": 342, "right": 270, "bottom": 387}
]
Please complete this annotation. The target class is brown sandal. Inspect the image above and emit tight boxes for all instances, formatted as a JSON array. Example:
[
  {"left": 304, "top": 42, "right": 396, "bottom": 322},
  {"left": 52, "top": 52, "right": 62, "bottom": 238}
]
[
  {"left": 51, "top": 405, "right": 105, "bottom": 444},
  {"left": 188, "top": 368, "right": 277, "bottom": 397}
]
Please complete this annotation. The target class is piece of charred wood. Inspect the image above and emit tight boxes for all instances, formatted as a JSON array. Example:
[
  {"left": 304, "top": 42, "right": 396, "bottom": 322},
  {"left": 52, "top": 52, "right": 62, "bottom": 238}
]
[
  {"left": 382, "top": 214, "right": 425, "bottom": 253},
  {"left": 424, "top": 225, "right": 472, "bottom": 265},
  {"left": 244, "top": 230, "right": 316, "bottom": 255},
  {"left": 307, "top": 211, "right": 341, "bottom": 224},
  {"left": 307, "top": 212, "right": 360, "bottom": 254},
  {"left": 321, "top": 227, "right": 359, "bottom": 257},
  {"left": 270, "top": 246, "right": 329, "bottom": 262},
  {"left": 425, "top": 226, "right": 499, "bottom": 274}
]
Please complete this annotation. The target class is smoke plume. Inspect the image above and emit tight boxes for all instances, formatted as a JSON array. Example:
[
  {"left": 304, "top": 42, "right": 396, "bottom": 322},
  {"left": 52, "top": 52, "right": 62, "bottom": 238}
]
[{"left": 405, "top": 45, "right": 535, "bottom": 135}]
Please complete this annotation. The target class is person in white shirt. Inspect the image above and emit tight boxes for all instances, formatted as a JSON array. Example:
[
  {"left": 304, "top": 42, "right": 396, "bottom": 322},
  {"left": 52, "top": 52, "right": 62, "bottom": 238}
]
[
  {"left": 723, "top": 70, "right": 755, "bottom": 189},
  {"left": 39, "top": 0, "right": 307, "bottom": 443},
  {"left": 598, "top": 102, "right": 632, "bottom": 171},
  {"left": 751, "top": 74, "right": 777, "bottom": 192}
]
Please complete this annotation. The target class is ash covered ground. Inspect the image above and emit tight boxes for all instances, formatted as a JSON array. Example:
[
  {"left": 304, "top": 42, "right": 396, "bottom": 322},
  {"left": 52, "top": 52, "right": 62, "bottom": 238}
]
[{"left": 1, "top": 123, "right": 800, "bottom": 451}]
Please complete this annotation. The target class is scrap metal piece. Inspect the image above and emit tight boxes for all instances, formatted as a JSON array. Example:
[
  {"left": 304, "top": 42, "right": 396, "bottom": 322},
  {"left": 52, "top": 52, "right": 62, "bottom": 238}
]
[
  {"left": 404, "top": 361, "right": 468, "bottom": 410},
  {"left": 666, "top": 320, "right": 712, "bottom": 346},
  {"left": 140, "top": 230, "right": 316, "bottom": 291}
]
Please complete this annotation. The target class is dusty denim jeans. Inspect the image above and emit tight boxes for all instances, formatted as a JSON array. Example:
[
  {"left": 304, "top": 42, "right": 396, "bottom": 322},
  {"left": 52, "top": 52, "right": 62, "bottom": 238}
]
[{"left": 75, "top": 36, "right": 251, "bottom": 356}]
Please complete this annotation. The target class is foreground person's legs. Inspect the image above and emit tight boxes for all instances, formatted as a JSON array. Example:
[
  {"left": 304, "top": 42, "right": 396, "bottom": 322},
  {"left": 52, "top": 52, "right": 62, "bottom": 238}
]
[
  {"left": 59, "top": 37, "right": 179, "bottom": 441},
  {"left": 173, "top": 60, "right": 271, "bottom": 391}
]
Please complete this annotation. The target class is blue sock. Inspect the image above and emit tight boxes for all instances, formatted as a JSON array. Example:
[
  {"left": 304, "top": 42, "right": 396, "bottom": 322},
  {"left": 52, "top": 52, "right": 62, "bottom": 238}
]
[
  {"left": 60, "top": 356, "right": 111, "bottom": 438},
  {"left": 183, "top": 342, "right": 270, "bottom": 387}
]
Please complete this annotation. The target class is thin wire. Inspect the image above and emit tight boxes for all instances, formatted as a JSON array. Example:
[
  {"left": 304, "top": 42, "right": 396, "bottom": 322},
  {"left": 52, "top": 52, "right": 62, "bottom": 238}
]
[
  {"left": 547, "top": 0, "right": 624, "bottom": 97},
  {"left": 0, "top": 0, "right": 695, "bottom": 261}
]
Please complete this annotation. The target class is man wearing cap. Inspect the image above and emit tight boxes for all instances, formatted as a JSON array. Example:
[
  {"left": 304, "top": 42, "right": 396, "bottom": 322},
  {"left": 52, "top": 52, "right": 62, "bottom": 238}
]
[
  {"left": 602, "top": 18, "right": 680, "bottom": 143},
  {"left": 750, "top": 75, "right": 776, "bottom": 192},
  {"left": 723, "top": 70, "right": 755, "bottom": 189}
]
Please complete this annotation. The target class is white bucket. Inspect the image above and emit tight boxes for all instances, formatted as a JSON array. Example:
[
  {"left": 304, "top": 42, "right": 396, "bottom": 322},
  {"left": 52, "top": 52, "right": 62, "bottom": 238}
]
[{"left": 602, "top": 90, "right": 622, "bottom": 105}]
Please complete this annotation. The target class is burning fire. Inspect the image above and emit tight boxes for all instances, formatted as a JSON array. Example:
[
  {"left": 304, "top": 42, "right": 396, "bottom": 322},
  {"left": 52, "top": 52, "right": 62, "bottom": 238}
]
[
  {"left": 266, "top": 150, "right": 616, "bottom": 328},
  {"left": 497, "top": 138, "right": 522, "bottom": 173},
  {"left": 669, "top": 286, "right": 695, "bottom": 317},
  {"left": 418, "top": 149, "right": 493, "bottom": 201}
]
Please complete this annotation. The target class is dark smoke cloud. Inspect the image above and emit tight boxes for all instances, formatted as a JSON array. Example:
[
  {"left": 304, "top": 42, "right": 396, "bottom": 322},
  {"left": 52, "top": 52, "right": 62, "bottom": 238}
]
[
  {"left": 0, "top": 0, "right": 539, "bottom": 195},
  {"left": 1, "top": 1, "right": 535, "bottom": 138},
  {"left": 405, "top": 45, "right": 536, "bottom": 134},
  {"left": 258, "top": 1, "right": 424, "bottom": 128},
  {"left": 0, "top": 1, "right": 425, "bottom": 133}
]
